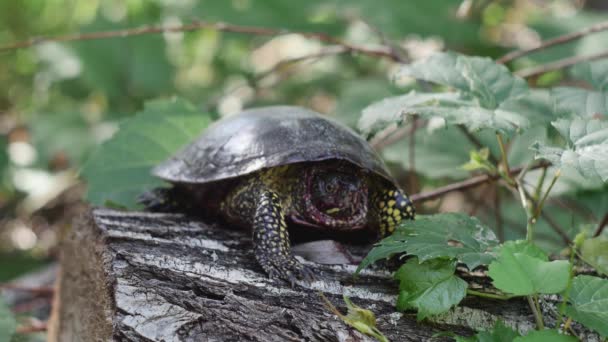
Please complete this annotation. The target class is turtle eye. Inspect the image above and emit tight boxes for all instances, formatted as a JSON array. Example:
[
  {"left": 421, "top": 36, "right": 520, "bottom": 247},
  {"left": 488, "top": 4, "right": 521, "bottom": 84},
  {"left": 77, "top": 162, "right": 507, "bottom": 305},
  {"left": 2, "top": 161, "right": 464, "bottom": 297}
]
[{"left": 325, "top": 183, "right": 335, "bottom": 193}]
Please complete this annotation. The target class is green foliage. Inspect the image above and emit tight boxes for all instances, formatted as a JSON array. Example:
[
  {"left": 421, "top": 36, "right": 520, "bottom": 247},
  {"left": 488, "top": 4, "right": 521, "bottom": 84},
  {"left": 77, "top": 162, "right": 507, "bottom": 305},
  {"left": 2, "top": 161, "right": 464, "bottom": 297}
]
[
  {"left": 452, "top": 321, "right": 521, "bottom": 342},
  {"left": 532, "top": 117, "right": 608, "bottom": 182},
  {"left": 551, "top": 87, "right": 608, "bottom": 118},
  {"left": 564, "top": 275, "right": 608, "bottom": 337},
  {"left": 397, "top": 52, "right": 528, "bottom": 107},
  {"left": 357, "top": 213, "right": 499, "bottom": 274},
  {"left": 394, "top": 258, "right": 467, "bottom": 320},
  {"left": 81, "top": 98, "right": 212, "bottom": 208},
  {"left": 580, "top": 236, "right": 608, "bottom": 276},
  {"left": 0, "top": 296, "right": 16, "bottom": 342},
  {"left": 361, "top": 53, "right": 537, "bottom": 137},
  {"left": 488, "top": 240, "right": 570, "bottom": 296},
  {"left": 513, "top": 329, "right": 577, "bottom": 342},
  {"left": 570, "top": 61, "right": 608, "bottom": 91}
]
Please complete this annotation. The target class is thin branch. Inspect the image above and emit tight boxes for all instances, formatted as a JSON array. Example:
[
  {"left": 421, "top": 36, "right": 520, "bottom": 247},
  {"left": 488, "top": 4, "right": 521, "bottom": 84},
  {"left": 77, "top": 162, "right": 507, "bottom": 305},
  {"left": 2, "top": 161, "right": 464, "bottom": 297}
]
[
  {"left": 498, "top": 20, "right": 608, "bottom": 64},
  {"left": 515, "top": 49, "right": 608, "bottom": 78},
  {"left": 0, "top": 284, "right": 54, "bottom": 295},
  {"left": 0, "top": 20, "right": 401, "bottom": 62},
  {"left": 16, "top": 321, "right": 47, "bottom": 334},
  {"left": 593, "top": 212, "right": 608, "bottom": 237},
  {"left": 410, "top": 162, "right": 549, "bottom": 203}
]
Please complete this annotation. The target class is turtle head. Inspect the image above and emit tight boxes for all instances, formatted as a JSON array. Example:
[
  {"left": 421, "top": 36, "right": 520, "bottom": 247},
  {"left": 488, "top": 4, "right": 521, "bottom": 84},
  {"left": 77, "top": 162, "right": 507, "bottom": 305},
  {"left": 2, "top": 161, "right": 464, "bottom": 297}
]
[{"left": 302, "top": 164, "right": 368, "bottom": 229}]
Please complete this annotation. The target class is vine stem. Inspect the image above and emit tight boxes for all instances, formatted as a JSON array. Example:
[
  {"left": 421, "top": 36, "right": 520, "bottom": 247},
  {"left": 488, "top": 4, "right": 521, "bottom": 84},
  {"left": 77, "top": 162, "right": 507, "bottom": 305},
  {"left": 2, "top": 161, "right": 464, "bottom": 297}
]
[
  {"left": 0, "top": 19, "right": 402, "bottom": 62},
  {"left": 466, "top": 289, "right": 514, "bottom": 300}
]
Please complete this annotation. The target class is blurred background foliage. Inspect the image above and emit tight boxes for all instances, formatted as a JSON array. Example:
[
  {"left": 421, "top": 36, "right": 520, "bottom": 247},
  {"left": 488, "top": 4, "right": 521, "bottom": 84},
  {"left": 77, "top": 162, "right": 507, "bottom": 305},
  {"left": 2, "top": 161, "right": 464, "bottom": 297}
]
[{"left": 1, "top": 0, "right": 608, "bottom": 338}]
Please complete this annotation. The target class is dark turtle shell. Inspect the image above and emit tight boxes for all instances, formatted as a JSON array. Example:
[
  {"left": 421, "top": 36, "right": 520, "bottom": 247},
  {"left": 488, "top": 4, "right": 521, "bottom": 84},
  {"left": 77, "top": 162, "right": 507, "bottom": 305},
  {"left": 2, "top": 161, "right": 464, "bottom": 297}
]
[{"left": 153, "top": 106, "right": 394, "bottom": 184}]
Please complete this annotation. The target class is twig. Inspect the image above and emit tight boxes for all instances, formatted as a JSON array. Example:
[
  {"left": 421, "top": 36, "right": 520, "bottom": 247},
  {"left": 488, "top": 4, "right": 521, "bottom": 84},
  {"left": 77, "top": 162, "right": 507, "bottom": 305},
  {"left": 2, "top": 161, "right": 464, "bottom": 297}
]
[
  {"left": 15, "top": 321, "right": 47, "bottom": 334},
  {"left": 0, "top": 20, "right": 401, "bottom": 62},
  {"left": 593, "top": 212, "right": 608, "bottom": 237},
  {"left": 516, "top": 49, "right": 608, "bottom": 78},
  {"left": 498, "top": 20, "right": 608, "bottom": 64},
  {"left": 410, "top": 162, "right": 549, "bottom": 203},
  {"left": 0, "top": 284, "right": 55, "bottom": 295}
]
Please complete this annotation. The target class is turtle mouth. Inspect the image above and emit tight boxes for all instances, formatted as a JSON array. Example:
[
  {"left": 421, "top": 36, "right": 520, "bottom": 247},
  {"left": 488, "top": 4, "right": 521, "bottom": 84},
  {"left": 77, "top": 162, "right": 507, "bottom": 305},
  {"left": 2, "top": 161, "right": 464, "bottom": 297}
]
[{"left": 303, "top": 167, "right": 368, "bottom": 229}]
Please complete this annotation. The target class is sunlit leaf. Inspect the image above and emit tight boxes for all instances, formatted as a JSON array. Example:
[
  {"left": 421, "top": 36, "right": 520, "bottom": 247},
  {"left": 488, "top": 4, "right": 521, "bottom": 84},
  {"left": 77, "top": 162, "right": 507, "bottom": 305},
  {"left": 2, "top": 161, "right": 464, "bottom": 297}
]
[
  {"left": 81, "top": 98, "right": 212, "bottom": 208},
  {"left": 570, "top": 60, "right": 608, "bottom": 91},
  {"left": 580, "top": 236, "right": 608, "bottom": 276},
  {"left": 551, "top": 87, "right": 608, "bottom": 118},
  {"left": 488, "top": 240, "right": 570, "bottom": 295},
  {"left": 358, "top": 91, "right": 464, "bottom": 135},
  {"left": 565, "top": 275, "right": 608, "bottom": 337},
  {"left": 357, "top": 213, "right": 499, "bottom": 273},
  {"left": 396, "top": 52, "right": 528, "bottom": 108},
  {"left": 532, "top": 117, "right": 608, "bottom": 182},
  {"left": 395, "top": 258, "right": 467, "bottom": 320}
]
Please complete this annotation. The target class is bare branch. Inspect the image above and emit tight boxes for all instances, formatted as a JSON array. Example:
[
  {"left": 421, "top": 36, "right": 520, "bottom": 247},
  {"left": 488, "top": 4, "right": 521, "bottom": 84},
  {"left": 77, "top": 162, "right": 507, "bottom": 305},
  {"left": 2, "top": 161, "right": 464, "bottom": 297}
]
[
  {"left": 0, "top": 284, "right": 55, "bottom": 295},
  {"left": 593, "top": 212, "right": 608, "bottom": 237},
  {"left": 0, "top": 20, "right": 401, "bottom": 62},
  {"left": 410, "top": 162, "right": 550, "bottom": 203},
  {"left": 498, "top": 20, "right": 608, "bottom": 64},
  {"left": 516, "top": 49, "right": 608, "bottom": 78}
]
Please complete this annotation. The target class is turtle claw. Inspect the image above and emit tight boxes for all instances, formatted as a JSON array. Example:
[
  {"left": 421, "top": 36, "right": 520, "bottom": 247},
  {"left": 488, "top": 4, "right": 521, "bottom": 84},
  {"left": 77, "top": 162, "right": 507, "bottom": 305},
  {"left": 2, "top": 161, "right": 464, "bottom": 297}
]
[{"left": 257, "top": 254, "right": 317, "bottom": 287}]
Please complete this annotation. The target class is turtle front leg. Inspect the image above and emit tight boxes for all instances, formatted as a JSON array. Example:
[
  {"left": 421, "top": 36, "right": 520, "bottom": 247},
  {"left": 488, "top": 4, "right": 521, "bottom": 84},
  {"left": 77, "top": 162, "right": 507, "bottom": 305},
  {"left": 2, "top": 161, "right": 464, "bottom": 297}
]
[
  {"left": 375, "top": 187, "right": 415, "bottom": 236},
  {"left": 253, "top": 190, "right": 314, "bottom": 285}
]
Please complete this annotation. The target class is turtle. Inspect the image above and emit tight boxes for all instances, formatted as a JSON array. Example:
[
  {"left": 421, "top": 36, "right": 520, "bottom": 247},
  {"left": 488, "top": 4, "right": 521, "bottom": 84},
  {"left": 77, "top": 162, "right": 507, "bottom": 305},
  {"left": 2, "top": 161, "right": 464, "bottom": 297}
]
[{"left": 143, "top": 106, "right": 415, "bottom": 284}]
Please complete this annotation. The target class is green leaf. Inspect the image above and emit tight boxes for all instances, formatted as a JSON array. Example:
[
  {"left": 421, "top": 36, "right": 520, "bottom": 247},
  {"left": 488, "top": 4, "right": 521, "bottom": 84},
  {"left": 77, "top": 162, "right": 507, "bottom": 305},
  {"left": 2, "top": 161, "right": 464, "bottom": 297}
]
[
  {"left": 450, "top": 320, "right": 521, "bottom": 342},
  {"left": 488, "top": 240, "right": 570, "bottom": 296},
  {"left": 81, "top": 98, "right": 212, "bottom": 208},
  {"left": 580, "top": 236, "right": 608, "bottom": 276},
  {"left": 357, "top": 213, "right": 499, "bottom": 273},
  {"left": 552, "top": 87, "right": 608, "bottom": 118},
  {"left": 570, "top": 60, "right": 608, "bottom": 91},
  {"left": 531, "top": 117, "right": 608, "bottom": 182},
  {"left": 0, "top": 296, "right": 16, "bottom": 342},
  {"left": 514, "top": 329, "right": 577, "bottom": 342},
  {"left": 358, "top": 91, "right": 464, "bottom": 135},
  {"left": 396, "top": 52, "right": 528, "bottom": 108},
  {"left": 394, "top": 258, "right": 467, "bottom": 320},
  {"left": 565, "top": 275, "right": 608, "bottom": 337}
]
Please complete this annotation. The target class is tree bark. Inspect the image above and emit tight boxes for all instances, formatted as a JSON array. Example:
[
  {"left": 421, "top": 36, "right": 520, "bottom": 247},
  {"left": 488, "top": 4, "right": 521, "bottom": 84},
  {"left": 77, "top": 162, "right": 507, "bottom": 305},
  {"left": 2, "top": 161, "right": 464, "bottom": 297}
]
[{"left": 54, "top": 208, "right": 566, "bottom": 341}]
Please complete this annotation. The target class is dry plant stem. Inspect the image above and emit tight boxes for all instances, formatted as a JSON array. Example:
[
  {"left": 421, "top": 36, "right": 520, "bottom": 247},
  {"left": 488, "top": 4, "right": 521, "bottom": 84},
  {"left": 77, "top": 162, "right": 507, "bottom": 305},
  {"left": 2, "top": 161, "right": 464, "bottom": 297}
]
[
  {"left": 410, "top": 163, "right": 549, "bottom": 203},
  {"left": 593, "top": 212, "right": 608, "bottom": 237},
  {"left": 498, "top": 20, "right": 608, "bottom": 64},
  {"left": 0, "top": 20, "right": 400, "bottom": 62},
  {"left": 16, "top": 322, "right": 47, "bottom": 334},
  {"left": 527, "top": 295, "right": 545, "bottom": 330},
  {"left": 516, "top": 49, "right": 608, "bottom": 78},
  {"left": 0, "top": 284, "right": 55, "bottom": 295}
]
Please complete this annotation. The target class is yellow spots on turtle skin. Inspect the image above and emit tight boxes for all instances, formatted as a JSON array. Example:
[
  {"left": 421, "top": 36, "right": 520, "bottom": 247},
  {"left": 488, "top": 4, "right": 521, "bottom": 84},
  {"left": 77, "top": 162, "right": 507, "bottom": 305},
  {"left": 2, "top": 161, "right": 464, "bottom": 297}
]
[{"left": 377, "top": 187, "right": 415, "bottom": 237}]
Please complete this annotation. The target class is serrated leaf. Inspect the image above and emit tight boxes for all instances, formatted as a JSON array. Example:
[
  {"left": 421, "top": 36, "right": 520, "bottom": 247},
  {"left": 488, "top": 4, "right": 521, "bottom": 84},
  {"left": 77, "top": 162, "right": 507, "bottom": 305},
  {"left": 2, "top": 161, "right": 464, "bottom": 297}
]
[
  {"left": 0, "top": 296, "right": 16, "bottom": 342},
  {"left": 358, "top": 91, "right": 464, "bottom": 135},
  {"left": 552, "top": 87, "right": 608, "bottom": 118},
  {"left": 514, "top": 329, "right": 577, "bottom": 342},
  {"left": 395, "top": 258, "right": 467, "bottom": 320},
  {"left": 570, "top": 61, "right": 608, "bottom": 91},
  {"left": 396, "top": 52, "right": 528, "bottom": 108},
  {"left": 488, "top": 240, "right": 570, "bottom": 296},
  {"left": 580, "top": 236, "right": 608, "bottom": 276},
  {"left": 532, "top": 117, "right": 608, "bottom": 182},
  {"left": 565, "top": 275, "right": 608, "bottom": 337},
  {"left": 357, "top": 213, "right": 499, "bottom": 274},
  {"left": 81, "top": 98, "right": 212, "bottom": 208}
]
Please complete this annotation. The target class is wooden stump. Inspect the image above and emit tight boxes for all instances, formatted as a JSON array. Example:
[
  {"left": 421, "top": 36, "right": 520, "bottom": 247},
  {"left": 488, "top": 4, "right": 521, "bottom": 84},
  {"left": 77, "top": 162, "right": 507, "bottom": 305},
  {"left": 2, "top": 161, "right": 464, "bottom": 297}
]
[{"left": 54, "top": 208, "right": 548, "bottom": 341}]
